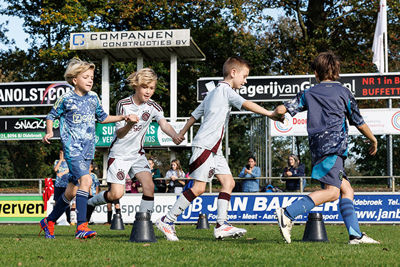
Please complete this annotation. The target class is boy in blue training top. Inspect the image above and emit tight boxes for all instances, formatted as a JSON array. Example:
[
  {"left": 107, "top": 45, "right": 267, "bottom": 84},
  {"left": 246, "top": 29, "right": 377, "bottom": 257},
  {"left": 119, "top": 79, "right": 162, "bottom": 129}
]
[
  {"left": 272, "top": 51, "right": 380, "bottom": 244},
  {"left": 39, "top": 58, "right": 130, "bottom": 239}
]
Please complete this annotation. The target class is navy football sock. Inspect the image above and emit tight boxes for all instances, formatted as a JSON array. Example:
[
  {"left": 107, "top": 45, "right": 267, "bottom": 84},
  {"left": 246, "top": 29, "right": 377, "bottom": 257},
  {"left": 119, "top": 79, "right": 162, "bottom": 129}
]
[
  {"left": 339, "top": 198, "right": 362, "bottom": 238},
  {"left": 285, "top": 195, "right": 315, "bottom": 220},
  {"left": 76, "top": 190, "right": 89, "bottom": 227},
  {"left": 48, "top": 194, "right": 70, "bottom": 222},
  {"left": 107, "top": 211, "right": 112, "bottom": 223}
]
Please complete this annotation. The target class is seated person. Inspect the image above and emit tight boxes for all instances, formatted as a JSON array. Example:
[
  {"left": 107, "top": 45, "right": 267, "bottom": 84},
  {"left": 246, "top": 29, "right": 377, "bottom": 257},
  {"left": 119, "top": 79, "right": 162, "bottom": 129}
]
[
  {"left": 281, "top": 154, "right": 305, "bottom": 191},
  {"left": 238, "top": 156, "right": 261, "bottom": 192}
]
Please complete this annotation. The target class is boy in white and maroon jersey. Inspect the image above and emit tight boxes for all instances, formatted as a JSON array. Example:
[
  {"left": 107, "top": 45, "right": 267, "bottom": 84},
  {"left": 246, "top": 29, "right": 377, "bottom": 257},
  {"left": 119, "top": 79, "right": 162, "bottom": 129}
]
[
  {"left": 156, "top": 56, "right": 281, "bottom": 241},
  {"left": 87, "top": 68, "right": 182, "bottom": 223}
]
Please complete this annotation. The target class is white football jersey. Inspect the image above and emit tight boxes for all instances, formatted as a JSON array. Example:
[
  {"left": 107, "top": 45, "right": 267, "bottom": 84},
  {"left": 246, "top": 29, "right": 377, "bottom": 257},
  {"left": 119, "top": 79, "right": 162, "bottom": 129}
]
[
  {"left": 191, "top": 82, "right": 245, "bottom": 151},
  {"left": 109, "top": 96, "right": 164, "bottom": 159}
]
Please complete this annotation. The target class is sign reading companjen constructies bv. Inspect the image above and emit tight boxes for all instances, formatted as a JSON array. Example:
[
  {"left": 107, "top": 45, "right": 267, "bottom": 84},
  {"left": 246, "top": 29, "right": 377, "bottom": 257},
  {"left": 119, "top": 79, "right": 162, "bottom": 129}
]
[{"left": 70, "top": 29, "right": 191, "bottom": 50}]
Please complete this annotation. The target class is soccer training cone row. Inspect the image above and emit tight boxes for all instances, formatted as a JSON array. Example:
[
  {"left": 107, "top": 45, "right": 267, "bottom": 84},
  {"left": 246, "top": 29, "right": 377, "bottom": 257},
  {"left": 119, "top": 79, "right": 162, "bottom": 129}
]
[
  {"left": 302, "top": 212, "right": 329, "bottom": 242},
  {"left": 196, "top": 213, "right": 210, "bottom": 229},
  {"left": 110, "top": 213, "right": 125, "bottom": 230},
  {"left": 129, "top": 212, "right": 157, "bottom": 243}
]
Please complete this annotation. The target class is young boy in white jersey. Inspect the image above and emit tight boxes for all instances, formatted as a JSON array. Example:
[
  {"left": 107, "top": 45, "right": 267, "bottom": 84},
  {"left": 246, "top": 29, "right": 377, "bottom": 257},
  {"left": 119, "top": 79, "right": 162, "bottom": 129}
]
[
  {"left": 87, "top": 68, "right": 182, "bottom": 223},
  {"left": 156, "top": 56, "right": 281, "bottom": 241},
  {"left": 39, "top": 58, "right": 127, "bottom": 239}
]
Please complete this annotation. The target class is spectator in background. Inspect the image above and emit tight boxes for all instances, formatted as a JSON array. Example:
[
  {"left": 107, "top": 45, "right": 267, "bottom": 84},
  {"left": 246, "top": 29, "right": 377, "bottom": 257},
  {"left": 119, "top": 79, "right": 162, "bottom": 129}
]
[
  {"left": 166, "top": 159, "right": 185, "bottom": 193},
  {"left": 183, "top": 172, "right": 194, "bottom": 191},
  {"left": 125, "top": 172, "right": 142, "bottom": 193},
  {"left": 53, "top": 149, "right": 71, "bottom": 224},
  {"left": 238, "top": 156, "right": 261, "bottom": 192},
  {"left": 149, "top": 158, "right": 166, "bottom": 193},
  {"left": 281, "top": 154, "right": 305, "bottom": 192}
]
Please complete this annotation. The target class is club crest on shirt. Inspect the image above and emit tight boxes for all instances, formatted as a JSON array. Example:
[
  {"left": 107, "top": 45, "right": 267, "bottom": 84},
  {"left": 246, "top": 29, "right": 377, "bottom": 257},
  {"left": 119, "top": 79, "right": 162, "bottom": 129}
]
[
  {"left": 141, "top": 111, "right": 150, "bottom": 121},
  {"left": 117, "top": 169, "right": 125, "bottom": 181}
]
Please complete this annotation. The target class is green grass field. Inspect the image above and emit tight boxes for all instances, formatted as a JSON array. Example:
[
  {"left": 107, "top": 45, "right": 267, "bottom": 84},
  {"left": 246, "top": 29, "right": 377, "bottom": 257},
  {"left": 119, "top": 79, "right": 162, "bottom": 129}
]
[{"left": 1, "top": 224, "right": 399, "bottom": 266}]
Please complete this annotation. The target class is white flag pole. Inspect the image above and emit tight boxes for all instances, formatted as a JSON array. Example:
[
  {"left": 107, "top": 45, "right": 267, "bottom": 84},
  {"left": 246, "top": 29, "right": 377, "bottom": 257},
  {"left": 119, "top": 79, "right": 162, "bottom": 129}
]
[
  {"left": 382, "top": 1, "right": 389, "bottom": 73},
  {"left": 384, "top": 12, "right": 388, "bottom": 74}
]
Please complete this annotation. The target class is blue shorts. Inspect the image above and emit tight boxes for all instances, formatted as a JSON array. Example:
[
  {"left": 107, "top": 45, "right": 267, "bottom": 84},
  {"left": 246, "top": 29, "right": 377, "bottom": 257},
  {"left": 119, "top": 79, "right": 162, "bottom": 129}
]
[
  {"left": 311, "top": 155, "right": 348, "bottom": 189},
  {"left": 66, "top": 157, "right": 91, "bottom": 185}
]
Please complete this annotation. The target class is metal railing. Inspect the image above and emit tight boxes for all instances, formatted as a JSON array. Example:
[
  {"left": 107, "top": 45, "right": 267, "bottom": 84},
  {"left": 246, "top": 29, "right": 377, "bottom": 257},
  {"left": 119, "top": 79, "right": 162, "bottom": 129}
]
[{"left": 0, "top": 176, "right": 398, "bottom": 194}]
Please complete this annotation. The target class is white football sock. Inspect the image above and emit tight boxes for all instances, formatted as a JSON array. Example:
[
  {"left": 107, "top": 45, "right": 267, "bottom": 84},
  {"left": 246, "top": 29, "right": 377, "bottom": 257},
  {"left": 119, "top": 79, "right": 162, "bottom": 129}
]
[
  {"left": 217, "top": 198, "right": 229, "bottom": 225},
  {"left": 139, "top": 199, "right": 154, "bottom": 214},
  {"left": 165, "top": 193, "right": 191, "bottom": 223}
]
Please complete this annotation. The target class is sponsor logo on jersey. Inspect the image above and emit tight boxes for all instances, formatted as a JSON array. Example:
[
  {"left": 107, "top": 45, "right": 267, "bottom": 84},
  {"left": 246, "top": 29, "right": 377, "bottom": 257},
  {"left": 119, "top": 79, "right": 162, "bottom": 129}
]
[
  {"left": 131, "top": 124, "right": 143, "bottom": 132},
  {"left": 72, "top": 113, "right": 95, "bottom": 123},
  {"left": 141, "top": 111, "right": 150, "bottom": 121}
]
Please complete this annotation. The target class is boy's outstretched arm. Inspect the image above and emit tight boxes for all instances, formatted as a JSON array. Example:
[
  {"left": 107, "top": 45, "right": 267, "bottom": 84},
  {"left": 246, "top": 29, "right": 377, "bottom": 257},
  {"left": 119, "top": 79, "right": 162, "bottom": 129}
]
[
  {"left": 101, "top": 115, "right": 126, "bottom": 124},
  {"left": 241, "top": 101, "right": 286, "bottom": 122},
  {"left": 177, "top": 116, "right": 196, "bottom": 139},
  {"left": 356, "top": 123, "right": 378, "bottom": 155},
  {"left": 158, "top": 118, "right": 184, "bottom": 145}
]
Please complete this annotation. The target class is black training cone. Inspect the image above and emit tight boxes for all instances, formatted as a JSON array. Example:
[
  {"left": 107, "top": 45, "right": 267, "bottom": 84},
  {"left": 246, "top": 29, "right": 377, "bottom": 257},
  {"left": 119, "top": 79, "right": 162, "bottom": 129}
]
[
  {"left": 110, "top": 213, "right": 125, "bottom": 230},
  {"left": 302, "top": 212, "right": 329, "bottom": 242},
  {"left": 196, "top": 213, "right": 210, "bottom": 229},
  {"left": 129, "top": 212, "right": 157, "bottom": 243}
]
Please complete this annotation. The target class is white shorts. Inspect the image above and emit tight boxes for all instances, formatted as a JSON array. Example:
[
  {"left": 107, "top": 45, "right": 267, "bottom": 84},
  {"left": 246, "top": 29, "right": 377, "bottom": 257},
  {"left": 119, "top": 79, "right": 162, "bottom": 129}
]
[
  {"left": 189, "top": 147, "right": 231, "bottom": 182},
  {"left": 107, "top": 154, "right": 151, "bottom": 185}
]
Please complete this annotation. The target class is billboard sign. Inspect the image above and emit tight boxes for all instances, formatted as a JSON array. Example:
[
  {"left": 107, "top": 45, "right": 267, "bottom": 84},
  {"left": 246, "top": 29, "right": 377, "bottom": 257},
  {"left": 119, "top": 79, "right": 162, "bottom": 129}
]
[
  {"left": 59, "top": 193, "right": 400, "bottom": 224},
  {"left": 0, "top": 195, "right": 46, "bottom": 223},
  {"left": 70, "top": 29, "right": 191, "bottom": 50},
  {"left": 0, "top": 81, "right": 73, "bottom": 107},
  {"left": 95, "top": 121, "right": 188, "bottom": 147},
  {"left": 270, "top": 109, "right": 400, "bottom": 137},
  {"left": 197, "top": 73, "right": 400, "bottom": 102},
  {"left": 0, "top": 115, "right": 60, "bottom": 140}
]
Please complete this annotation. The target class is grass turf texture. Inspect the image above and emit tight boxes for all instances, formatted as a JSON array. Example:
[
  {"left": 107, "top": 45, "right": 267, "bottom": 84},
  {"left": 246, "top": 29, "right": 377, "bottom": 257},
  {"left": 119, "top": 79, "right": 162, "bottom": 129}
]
[{"left": 1, "top": 224, "right": 399, "bottom": 266}]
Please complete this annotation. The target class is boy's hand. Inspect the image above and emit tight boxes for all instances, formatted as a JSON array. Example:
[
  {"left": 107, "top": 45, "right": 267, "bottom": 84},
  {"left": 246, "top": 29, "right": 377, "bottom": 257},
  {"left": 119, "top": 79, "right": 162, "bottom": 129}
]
[
  {"left": 126, "top": 114, "right": 139, "bottom": 125},
  {"left": 42, "top": 132, "right": 53, "bottom": 144},
  {"left": 270, "top": 111, "right": 285, "bottom": 123},
  {"left": 266, "top": 105, "right": 287, "bottom": 122},
  {"left": 172, "top": 133, "right": 185, "bottom": 145},
  {"left": 369, "top": 138, "right": 378, "bottom": 156}
]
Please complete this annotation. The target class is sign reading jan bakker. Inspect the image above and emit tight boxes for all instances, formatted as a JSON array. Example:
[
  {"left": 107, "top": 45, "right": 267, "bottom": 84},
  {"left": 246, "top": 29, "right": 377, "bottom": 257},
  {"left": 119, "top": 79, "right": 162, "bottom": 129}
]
[
  {"left": 197, "top": 73, "right": 400, "bottom": 102},
  {"left": 0, "top": 81, "right": 73, "bottom": 107},
  {"left": 70, "top": 29, "right": 191, "bottom": 50}
]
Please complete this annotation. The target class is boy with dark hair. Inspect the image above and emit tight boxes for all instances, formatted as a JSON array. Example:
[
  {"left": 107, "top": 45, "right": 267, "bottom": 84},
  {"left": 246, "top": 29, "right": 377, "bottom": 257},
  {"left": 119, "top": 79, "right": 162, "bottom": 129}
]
[
  {"left": 156, "top": 56, "right": 281, "bottom": 241},
  {"left": 273, "top": 51, "right": 379, "bottom": 244}
]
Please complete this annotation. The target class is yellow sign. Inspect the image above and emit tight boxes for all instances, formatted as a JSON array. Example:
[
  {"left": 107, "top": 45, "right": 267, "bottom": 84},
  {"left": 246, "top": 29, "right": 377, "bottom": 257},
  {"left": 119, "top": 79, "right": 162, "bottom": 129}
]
[{"left": 0, "top": 196, "right": 45, "bottom": 222}]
